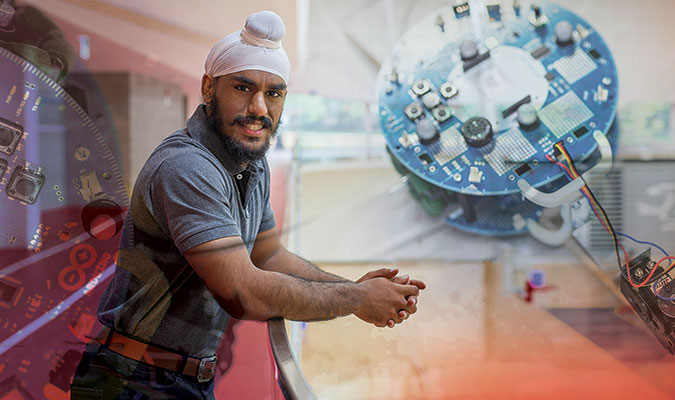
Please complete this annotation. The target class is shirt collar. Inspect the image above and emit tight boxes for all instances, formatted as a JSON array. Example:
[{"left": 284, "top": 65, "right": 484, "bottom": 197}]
[{"left": 186, "top": 105, "right": 264, "bottom": 176}]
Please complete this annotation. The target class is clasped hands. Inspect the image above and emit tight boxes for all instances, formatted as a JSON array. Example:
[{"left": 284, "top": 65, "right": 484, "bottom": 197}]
[{"left": 355, "top": 267, "right": 426, "bottom": 328}]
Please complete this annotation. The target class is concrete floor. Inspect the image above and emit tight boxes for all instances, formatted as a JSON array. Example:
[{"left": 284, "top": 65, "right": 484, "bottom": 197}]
[
  {"left": 291, "top": 162, "right": 675, "bottom": 400},
  {"left": 300, "top": 262, "right": 675, "bottom": 400}
]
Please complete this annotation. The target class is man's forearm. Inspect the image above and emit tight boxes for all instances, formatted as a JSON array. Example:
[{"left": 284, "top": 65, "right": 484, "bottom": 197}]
[
  {"left": 231, "top": 269, "right": 362, "bottom": 321},
  {"left": 258, "top": 247, "right": 350, "bottom": 283}
]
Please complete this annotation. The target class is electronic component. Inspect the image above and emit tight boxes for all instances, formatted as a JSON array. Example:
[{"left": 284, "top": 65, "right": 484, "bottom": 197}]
[
  {"left": 588, "top": 48, "right": 601, "bottom": 59},
  {"left": 421, "top": 91, "right": 441, "bottom": 109},
  {"left": 404, "top": 103, "right": 424, "bottom": 120},
  {"left": 573, "top": 125, "right": 589, "bottom": 138},
  {"left": 555, "top": 20, "right": 574, "bottom": 46},
  {"left": 81, "top": 198, "right": 124, "bottom": 241},
  {"left": 576, "top": 23, "right": 591, "bottom": 40},
  {"left": 486, "top": 2, "right": 501, "bottom": 20},
  {"left": 0, "top": 280, "right": 18, "bottom": 303},
  {"left": 453, "top": 1, "right": 470, "bottom": 18},
  {"left": 439, "top": 82, "right": 458, "bottom": 99},
  {"left": 411, "top": 79, "right": 431, "bottom": 96},
  {"left": 6, "top": 165, "right": 45, "bottom": 204},
  {"left": 516, "top": 103, "right": 540, "bottom": 131},
  {"left": 418, "top": 153, "right": 433, "bottom": 165},
  {"left": 595, "top": 84, "right": 609, "bottom": 102},
  {"left": 502, "top": 95, "right": 532, "bottom": 118},
  {"left": 459, "top": 39, "right": 478, "bottom": 61},
  {"left": 463, "top": 51, "right": 491, "bottom": 72},
  {"left": 461, "top": 117, "right": 493, "bottom": 148},
  {"left": 0, "top": 117, "right": 22, "bottom": 155},
  {"left": 619, "top": 249, "right": 675, "bottom": 354},
  {"left": 416, "top": 118, "right": 440, "bottom": 145},
  {"left": 80, "top": 170, "right": 104, "bottom": 201},
  {"left": 469, "top": 166, "right": 483, "bottom": 183},
  {"left": 515, "top": 163, "right": 532, "bottom": 176},
  {"left": 530, "top": 44, "right": 550, "bottom": 60},
  {"left": 432, "top": 106, "right": 452, "bottom": 123},
  {"left": 397, "top": 131, "right": 417, "bottom": 149},
  {"left": 529, "top": 4, "right": 548, "bottom": 27},
  {"left": 0, "top": 157, "right": 6, "bottom": 176}
]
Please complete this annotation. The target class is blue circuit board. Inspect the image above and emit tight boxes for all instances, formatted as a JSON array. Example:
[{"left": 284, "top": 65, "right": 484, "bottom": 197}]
[
  {"left": 443, "top": 120, "right": 619, "bottom": 235},
  {"left": 378, "top": 2, "right": 618, "bottom": 197},
  {"left": 0, "top": 47, "right": 127, "bottom": 398}
]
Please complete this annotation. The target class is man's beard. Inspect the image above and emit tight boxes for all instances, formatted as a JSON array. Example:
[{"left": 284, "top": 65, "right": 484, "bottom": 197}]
[{"left": 206, "top": 96, "right": 279, "bottom": 165}]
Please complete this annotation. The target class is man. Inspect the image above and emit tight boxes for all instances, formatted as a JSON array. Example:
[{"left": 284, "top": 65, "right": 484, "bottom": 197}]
[{"left": 71, "top": 10, "right": 425, "bottom": 399}]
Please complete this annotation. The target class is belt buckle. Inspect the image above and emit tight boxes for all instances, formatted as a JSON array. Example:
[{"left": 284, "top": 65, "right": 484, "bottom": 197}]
[{"left": 197, "top": 355, "right": 217, "bottom": 383}]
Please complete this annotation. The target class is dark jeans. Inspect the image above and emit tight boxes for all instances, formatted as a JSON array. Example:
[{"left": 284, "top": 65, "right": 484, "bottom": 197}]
[{"left": 70, "top": 342, "right": 215, "bottom": 399}]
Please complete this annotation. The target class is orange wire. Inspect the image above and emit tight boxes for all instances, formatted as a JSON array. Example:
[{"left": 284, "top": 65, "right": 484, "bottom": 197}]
[{"left": 552, "top": 143, "right": 660, "bottom": 288}]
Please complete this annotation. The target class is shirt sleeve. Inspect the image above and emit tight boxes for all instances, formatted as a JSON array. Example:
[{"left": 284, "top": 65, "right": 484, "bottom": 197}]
[{"left": 147, "top": 152, "right": 241, "bottom": 254}]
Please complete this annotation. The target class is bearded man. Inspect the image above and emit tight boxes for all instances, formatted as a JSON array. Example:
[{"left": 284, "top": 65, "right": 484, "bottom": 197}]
[{"left": 70, "top": 10, "right": 424, "bottom": 399}]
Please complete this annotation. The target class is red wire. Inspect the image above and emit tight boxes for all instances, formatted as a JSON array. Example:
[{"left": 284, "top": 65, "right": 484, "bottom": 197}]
[
  {"left": 551, "top": 145, "right": 657, "bottom": 288},
  {"left": 653, "top": 256, "right": 675, "bottom": 278},
  {"left": 545, "top": 154, "right": 574, "bottom": 178},
  {"left": 581, "top": 187, "right": 636, "bottom": 285},
  {"left": 579, "top": 178, "right": 648, "bottom": 286}
]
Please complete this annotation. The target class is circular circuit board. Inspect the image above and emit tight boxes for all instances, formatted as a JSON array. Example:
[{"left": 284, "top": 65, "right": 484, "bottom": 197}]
[
  {"left": 0, "top": 46, "right": 127, "bottom": 398},
  {"left": 378, "top": 2, "right": 618, "bottom": 197}
]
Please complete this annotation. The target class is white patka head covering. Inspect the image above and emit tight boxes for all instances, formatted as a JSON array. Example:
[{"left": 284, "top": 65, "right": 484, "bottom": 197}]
[{"left": 204, "top": 10, "right": 291, "bottom": 83}]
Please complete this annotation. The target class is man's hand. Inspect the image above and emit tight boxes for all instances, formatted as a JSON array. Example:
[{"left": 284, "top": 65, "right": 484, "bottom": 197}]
[
  {"left": 354, "top": 277, "right": 420, "bottom": 328},
  {"left": 356, "top": 268, "right": 426, "bottom": 328}
]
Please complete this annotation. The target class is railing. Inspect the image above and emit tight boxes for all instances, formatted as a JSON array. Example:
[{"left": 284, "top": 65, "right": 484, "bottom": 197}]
[{"left": 268, "top": 318, "right": 317, "bottom": 400}]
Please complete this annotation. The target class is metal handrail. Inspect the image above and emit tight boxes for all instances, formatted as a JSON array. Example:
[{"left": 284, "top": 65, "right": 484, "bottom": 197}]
[{"left": 267, "top": 318, "right": 317, "bottom": 400}]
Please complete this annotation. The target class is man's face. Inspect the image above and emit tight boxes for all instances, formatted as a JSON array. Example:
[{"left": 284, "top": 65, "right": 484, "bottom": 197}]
[{"left": 203, "top": 70, "right": 287, "bottom": 164}]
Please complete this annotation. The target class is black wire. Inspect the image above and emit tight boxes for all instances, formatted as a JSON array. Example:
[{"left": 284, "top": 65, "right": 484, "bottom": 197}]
[
  {"left": 566, "top": 147, "right": 669, "bottom": 285},
  {"left": 577, "top": 174, "right": 623, "bottom": 272}
]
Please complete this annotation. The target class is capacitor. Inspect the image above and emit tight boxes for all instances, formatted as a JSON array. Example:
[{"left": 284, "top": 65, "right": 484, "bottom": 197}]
[
  {"left": 555, "top": 21, "right": 574, "bottom": 46},
  {"left": 461, "top": 117, "right": 493, "bottom": 147},
  {"left": 81, "top": 199, "right": 124, "bottom": 240},
  {"left": 517, "top": 103, "right": 539, "bottom": 130},
  {"left": 416, "top": 118, "right": 439, "bottom": 144},
  {"left": 460, "top": 39, "right": 478, "bottom": 61},
  {"left": 0, "top": 126, "right": 14, "bottom": 147}
]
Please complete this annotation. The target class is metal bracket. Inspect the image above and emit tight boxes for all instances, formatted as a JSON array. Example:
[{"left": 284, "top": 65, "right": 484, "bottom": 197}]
[
  {"left": 517, "top": 130, "right": 613, "bottom": 245},
  {"left": 526, "top": 204, "right": 572, "bottom": 246}
]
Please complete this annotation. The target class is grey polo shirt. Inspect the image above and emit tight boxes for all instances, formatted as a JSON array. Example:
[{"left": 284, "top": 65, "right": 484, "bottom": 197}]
[{"left": 97, "top": 105, "right": 276, "bottom": 357}]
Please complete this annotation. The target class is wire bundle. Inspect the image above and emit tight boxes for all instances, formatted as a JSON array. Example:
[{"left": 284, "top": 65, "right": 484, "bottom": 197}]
[{"left": 545, "top": 141, "right": 675, "bottom": 300}]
